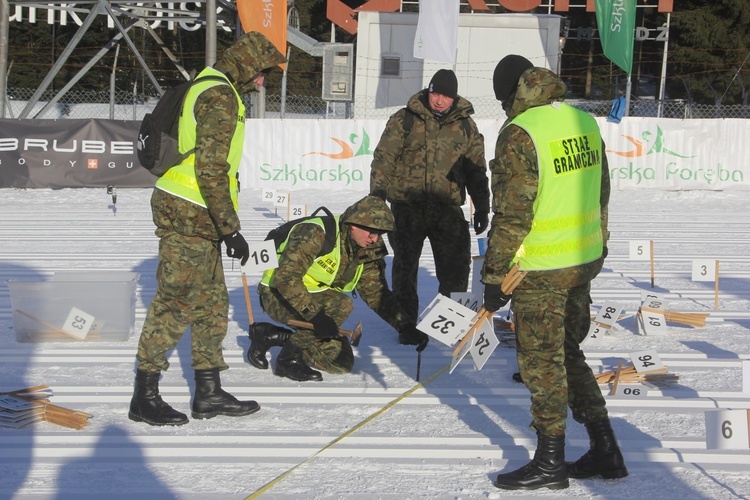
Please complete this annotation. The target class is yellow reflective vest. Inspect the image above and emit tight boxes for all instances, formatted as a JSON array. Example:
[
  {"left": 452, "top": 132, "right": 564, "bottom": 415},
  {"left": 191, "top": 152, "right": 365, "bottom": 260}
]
[
  {"left": 155, "top": 67, "right": 244, "bottom": 210},
  {"left": 507, "top": 102, "right": 604, "bottom": 271},
  {"left": 260, "top": 217, "right": 364, "bottom": 293}
]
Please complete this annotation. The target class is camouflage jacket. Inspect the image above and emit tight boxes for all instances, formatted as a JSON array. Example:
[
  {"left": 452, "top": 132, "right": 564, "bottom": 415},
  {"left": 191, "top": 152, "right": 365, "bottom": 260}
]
[
  {"left": 269, "top": 220, "right": 411, "bottom": 331},
  {"left": 482, "top": 67, "right": 611, "bottom": 290},
  {"left": 369, "top": 91, "right": 490, "bottom": 210},
  {"left": 152, "top": 33, "right": 286, "bottom": 240}
]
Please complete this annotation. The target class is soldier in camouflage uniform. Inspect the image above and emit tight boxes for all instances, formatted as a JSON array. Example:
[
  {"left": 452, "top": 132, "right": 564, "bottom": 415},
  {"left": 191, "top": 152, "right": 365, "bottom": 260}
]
[
  {"left": 369, "top": 69, "right": 490, "bottom": 330},
  {"left": 254, "top": 196, "right": 429, "bottom": 382},
  {"left": 129, "top": 32, "right": 286, "bottom": 427},
  {"left": 481, "top": 55, "right": 627, "bottom": 490}
]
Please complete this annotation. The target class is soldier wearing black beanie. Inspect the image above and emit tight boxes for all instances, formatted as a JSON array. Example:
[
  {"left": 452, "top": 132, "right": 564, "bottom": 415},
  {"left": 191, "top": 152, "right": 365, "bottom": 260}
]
[
  {"left": 493, "top": 54, "right": 534, "bottom": 102},
  {"left": 428, "top": 69, "right": 458, "bottom": 100}
]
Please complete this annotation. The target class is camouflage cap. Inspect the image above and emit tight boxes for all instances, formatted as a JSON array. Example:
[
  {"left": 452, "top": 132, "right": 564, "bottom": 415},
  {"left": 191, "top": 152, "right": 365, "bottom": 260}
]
[
  {"left": 216, "top": 32, "right": 287, "bottom": 94},
  {"left": 340, "top": 196, "right": 396, "bottom": 232}
]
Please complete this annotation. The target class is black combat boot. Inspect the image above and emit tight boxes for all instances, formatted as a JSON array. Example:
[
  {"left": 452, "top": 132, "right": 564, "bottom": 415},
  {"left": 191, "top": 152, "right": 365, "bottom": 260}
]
[
  {"left": 567, "top": 419, "right": 628, "bottom": 479},
  {"left": 494, "top": 432, "right": 569, "bottom": 490},
  {"left": 128, "top": 370, "right": 188, "bottom": 426},
  {"left": 191, "top": 368, "right": 260, "bottom": 419},
  {"left": 247, "top": 323, "right": 294, "bottom": 369},
  {"left": 275, "top": 342, "right": 323, "bottom": 382}
]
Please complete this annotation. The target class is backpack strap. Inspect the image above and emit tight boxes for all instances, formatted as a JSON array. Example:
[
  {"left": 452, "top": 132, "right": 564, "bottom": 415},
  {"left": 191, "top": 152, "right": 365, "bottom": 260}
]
[{"left": 308, "top": 206, "right": 337, "bottom": 257}]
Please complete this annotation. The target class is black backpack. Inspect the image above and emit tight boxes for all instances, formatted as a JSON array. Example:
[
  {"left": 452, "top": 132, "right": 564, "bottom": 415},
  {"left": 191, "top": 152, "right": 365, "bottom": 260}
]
[
  {"left": 136, "top": 75, "right": 226, "bottom": 177},
  {"left": 266, "top": 207, "right": 337, "bottom": 258}
]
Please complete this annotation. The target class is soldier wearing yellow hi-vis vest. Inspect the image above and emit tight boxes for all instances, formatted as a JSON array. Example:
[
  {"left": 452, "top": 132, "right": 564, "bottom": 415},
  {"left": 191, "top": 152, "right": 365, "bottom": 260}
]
[
  {"left": 480, "top": 55, "right": 626, "bottom": 492},
  {"left": 129, "top": 32, "right": 286, "bottom": 428},
  {"left": 252, "top": 196, "right": 428, "bottom": 382}
]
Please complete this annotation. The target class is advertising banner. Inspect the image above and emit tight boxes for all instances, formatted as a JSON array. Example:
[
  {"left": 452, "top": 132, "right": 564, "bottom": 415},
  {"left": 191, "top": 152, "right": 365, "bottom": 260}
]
[
  {"left": 2, "top": 116, "right": 747, "bottom": 192},
  {"left": 0, "top": 119, "right": 154, "bottom": 188},
  {"left": 243, "top": 118, "right": 750, "bottom": 192},
  {"left": 237, "top": 0, "right": 288, "bottom": 70},
  {"left": 595, "top": 0, "right": 637, "bottom": 75},
  {"left": 414, "top": 0, "right": 460, "bottom": 65},
  {"left": 598, "top": 117, "right": 749, "bottom": 190}
]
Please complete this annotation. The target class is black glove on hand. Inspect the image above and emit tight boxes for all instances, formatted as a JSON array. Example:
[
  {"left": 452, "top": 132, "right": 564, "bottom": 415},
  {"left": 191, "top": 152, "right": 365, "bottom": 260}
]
[
  {"left": 224, "top": 231, "right": 249, "bottom": 266},
  {"left": 602, "top": 246, "right": 609, "bottom": 260},
  {"left": 399, "top": 324, "right": 429, "bottom": 352},
  {"left": 310, "top": 310, "right": 339, "bottom": 340},
  {"left": 474, "top": 210, "right": 489, "bottom": 235},
  {"left": 483, "top": 283, "right": 512, "bottom": 312}
]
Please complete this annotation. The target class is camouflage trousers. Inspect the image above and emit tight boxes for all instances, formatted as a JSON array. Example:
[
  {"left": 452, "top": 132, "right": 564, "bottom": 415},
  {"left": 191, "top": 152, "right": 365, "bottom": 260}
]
[
  {"left": 388, "top": 202, "right": 471, "bottom": 323},
  {"left": 512, "top": 281, "right": 608, "bottom": 436},
  {"left": 136, "top": 230, "right": 229, "bottom": 373},
  {"left": 258, "top": 285, "right": 355, "bottom": 374}
]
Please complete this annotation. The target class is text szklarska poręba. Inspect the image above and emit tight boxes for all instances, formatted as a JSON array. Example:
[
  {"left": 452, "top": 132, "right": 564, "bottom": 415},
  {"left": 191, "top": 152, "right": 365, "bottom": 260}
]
[
  {"left": 259, "top": 163, "right": 365, "bottom": 185},
  {"left": 610, "top": 162, "right": 744, "bottom": 185}
]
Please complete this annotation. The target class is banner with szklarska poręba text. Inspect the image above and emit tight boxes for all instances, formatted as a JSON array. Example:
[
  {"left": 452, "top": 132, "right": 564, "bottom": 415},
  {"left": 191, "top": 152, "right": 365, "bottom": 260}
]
[{"left": 0, "top": 119, "right": 155, "bottom": 188}]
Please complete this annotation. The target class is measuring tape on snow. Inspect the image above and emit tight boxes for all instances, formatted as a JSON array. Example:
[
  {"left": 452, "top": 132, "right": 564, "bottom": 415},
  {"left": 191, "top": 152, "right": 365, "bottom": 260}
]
[{"left": 244, "top": 363, "right": 451, "bottom": 499}]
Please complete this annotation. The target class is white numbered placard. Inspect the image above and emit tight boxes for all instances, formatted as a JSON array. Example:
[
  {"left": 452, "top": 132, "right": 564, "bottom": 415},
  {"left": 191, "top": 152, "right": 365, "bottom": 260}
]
[
  {"left": 61, "top": 307, "right": 95, "bottom": 340},
  {"left": 241, "top": 240, "right": 279, "bottom": 274},
  {"left": 743, "top": 360, "right": 750, "bottom": 394},
  {"left": 470, "top": 318, "right": 499, "bottom": 371},
  {"left": 582, "top": 322, "right": 606, "bottom": 346},
  {"left": 450, "top": 332, "right": 473, "bottom": 373},
  {"left": 289, "top": 204, "right": 306, "bottom": 219},
  {"left": 450, "top": 292, "right": 482, "bottom": 313},
  {"left": 641, "top": 297, "right": 669, "bottom": 315},
  {"left": 705, "top": 409, "right": 750, "bottom": 450},
  {"left": 594, "top": 302, "right": 624, "bottom": 329},
  {"left": 417, "top": 294, "right": 474, "bottom": 347},
  {"left": 630, "top": 349, "right": 664, "bottom": 373},
  {"left": 612, "top": 383, "right": 648, "bottom": 398},
  {"left": 629, "top": 240, "right": 652, "bottom": 261},
  {"left": 638, "top": 310, "right": 668, "bottom": 336},
  {"left": 692, "top": 259, "right": 717, "bottom": 282},
  {"left": 261, "top": 188, "right": 276, "bottom": 204},
  {"left": 273, "top": 192, "right": 289, "bottom": 208}
]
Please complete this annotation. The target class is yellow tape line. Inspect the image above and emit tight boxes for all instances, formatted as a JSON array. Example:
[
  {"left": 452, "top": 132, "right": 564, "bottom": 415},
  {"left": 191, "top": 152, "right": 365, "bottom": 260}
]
[{"left": 245, "top": 363, "right": 450, "bottom": 499}]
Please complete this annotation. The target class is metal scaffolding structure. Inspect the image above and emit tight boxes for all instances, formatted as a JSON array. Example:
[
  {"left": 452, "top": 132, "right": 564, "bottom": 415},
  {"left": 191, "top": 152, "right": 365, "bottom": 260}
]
[{"left": 0, "top": 0, "right": 239, "bottom": 118}]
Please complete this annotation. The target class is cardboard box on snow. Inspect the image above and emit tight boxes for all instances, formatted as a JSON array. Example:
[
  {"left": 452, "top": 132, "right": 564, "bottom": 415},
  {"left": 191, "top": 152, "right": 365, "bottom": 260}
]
[{"left": 6, "top": 271, "right": 139, "bottom": 342}]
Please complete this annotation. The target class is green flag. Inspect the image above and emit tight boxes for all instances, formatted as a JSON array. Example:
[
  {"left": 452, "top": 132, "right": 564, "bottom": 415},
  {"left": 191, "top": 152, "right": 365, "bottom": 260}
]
[{"left": 595, "top": 0, "right": 636, "bottom": 75}]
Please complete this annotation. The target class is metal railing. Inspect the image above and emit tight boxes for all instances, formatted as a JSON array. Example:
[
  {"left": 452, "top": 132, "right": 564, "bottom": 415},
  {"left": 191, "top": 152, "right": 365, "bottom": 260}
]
[{"left": 4, "top": 87, "right": 750, "bottom": 120}]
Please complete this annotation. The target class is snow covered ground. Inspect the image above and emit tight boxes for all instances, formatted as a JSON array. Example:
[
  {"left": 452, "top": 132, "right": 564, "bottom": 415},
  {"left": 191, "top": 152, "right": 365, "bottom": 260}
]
[{"left": 1, "top": 185, "right": 750, "bottom": 499}]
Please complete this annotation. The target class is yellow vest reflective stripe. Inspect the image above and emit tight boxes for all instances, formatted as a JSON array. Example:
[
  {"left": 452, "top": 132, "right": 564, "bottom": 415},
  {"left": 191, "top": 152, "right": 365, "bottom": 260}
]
[
  {"left": 507, "top": 103, "right": 604, "bottom": 271},
  {"left": 260, "top": 217, "right": 364, "bottom": 293},
  {"left": 155, "top": 68, "right": 245, "bottom": 210}
]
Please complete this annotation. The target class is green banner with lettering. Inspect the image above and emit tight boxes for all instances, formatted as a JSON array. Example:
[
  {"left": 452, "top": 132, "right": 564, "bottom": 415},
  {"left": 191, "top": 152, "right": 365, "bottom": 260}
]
[{"left": 595, "top": 0, "right": 636, "bottom": 75}]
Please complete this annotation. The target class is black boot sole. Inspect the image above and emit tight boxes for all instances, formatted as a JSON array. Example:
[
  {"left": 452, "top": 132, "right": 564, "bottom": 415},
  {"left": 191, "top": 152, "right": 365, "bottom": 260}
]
[
  {"left": 191, "top": 402, "right": 261, "bottom": 420},
  {"left": 274, "top": 365, "right": 323, "bottom": 382},
  {"left": 494, "top": 478, "right": 569, "bottom": 490},
  {"left": 128, "top": 410, "right": 189, "bottom": 426}
]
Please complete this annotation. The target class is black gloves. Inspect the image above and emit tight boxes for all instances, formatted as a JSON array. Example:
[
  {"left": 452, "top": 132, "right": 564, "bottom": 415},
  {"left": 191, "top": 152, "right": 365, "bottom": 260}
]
[
  {"left": 474, "top": 210, "right": 489, "bottom": 235},
  {"left": 310, "top": 310, "right": 339, "bottom": 340},
  {"left": 224, "top": 231, "right": 249, "bottom": 266},
  {"left": 602, "top": 246, "right": 608, "bottom": 260},
  {"left": 399, "top": 324, "right": 429, "bottom": 352},
  {"left": 483, "top": 283, "right": 512, "bottom": 312}
]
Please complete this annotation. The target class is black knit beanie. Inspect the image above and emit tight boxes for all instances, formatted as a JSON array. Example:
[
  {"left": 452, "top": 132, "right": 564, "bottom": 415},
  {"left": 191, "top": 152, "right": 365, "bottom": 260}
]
[
  {"left": 428, "top": 69, "right": 458, "bottom": 99},
  {"left": 493, "top": 55, "right": 534, "bottom": 101}
]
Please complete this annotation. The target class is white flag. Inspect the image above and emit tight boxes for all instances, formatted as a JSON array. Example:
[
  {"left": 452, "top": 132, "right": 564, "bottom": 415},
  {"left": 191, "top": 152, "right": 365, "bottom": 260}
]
[{"left": 413, "top": 0, "right": 459, "bottom": 65}]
